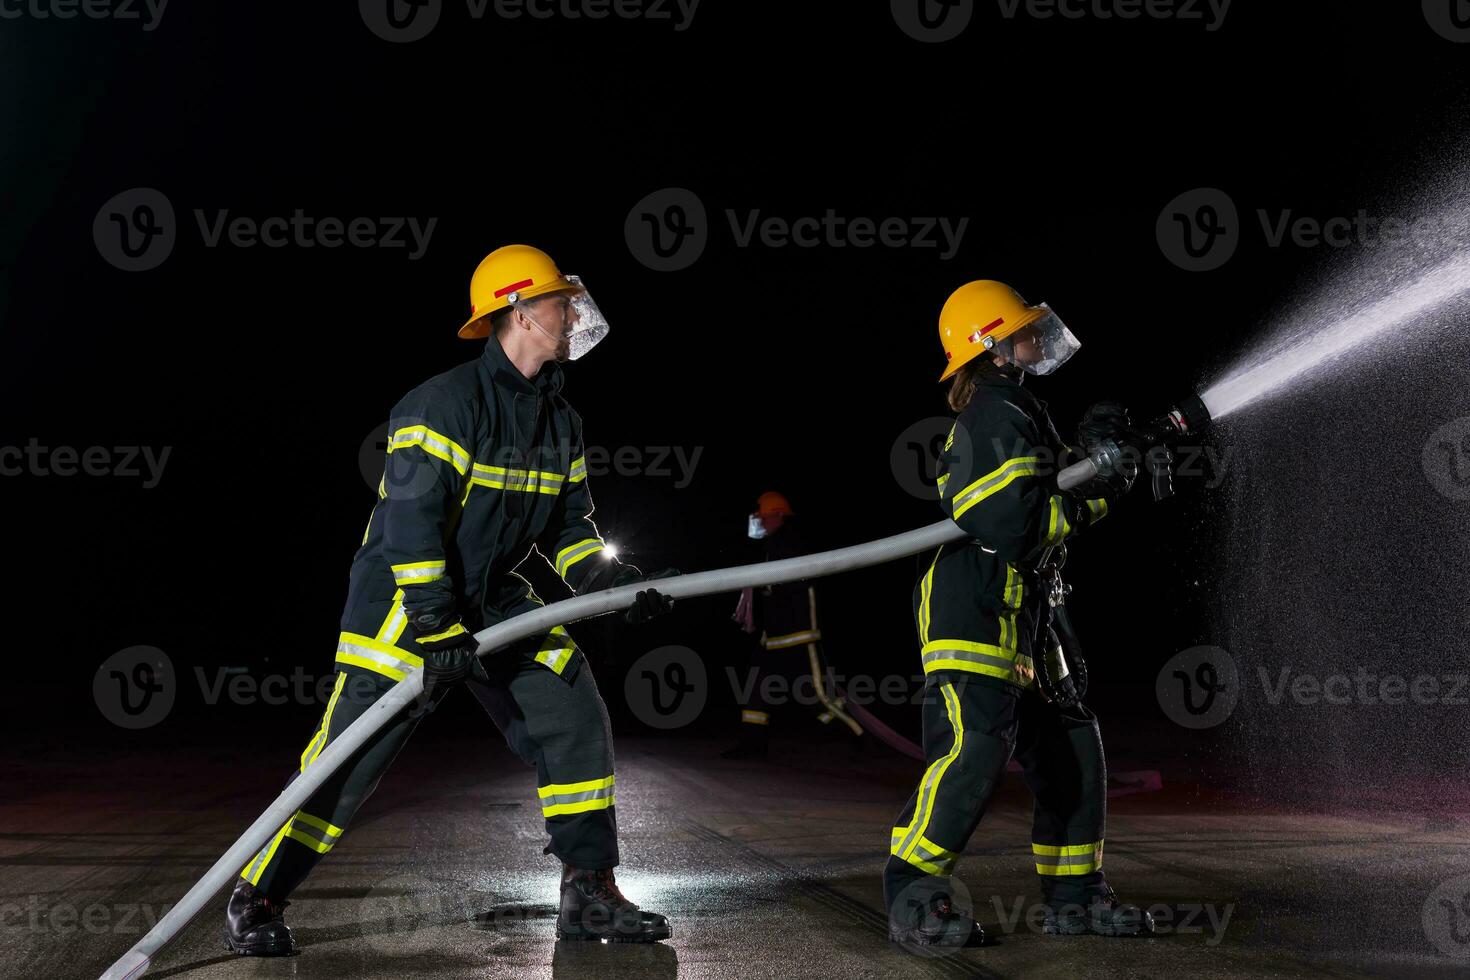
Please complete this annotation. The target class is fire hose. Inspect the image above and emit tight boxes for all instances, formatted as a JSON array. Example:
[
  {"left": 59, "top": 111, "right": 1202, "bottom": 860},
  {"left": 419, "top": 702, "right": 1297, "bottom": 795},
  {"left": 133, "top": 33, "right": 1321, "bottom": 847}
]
[{"left": 99, "top": 396, "right": 1210, "bottom": 978}]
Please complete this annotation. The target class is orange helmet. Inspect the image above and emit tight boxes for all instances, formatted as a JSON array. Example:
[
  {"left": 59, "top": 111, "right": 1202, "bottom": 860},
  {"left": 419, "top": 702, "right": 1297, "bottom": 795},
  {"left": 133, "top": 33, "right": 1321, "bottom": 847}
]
[{"left": 755, "top": 491, "right": 794, "bottom": 517}]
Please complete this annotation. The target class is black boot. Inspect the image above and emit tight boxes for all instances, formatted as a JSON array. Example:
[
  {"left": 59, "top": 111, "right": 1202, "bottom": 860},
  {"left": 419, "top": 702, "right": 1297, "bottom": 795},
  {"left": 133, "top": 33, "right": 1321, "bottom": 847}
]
[
  {"left": 224, "top": 878, "right": 298, "bottom": 956},
  {"left": 1044, "top": 884, "right": 1155, "bottom": 937},
  {"left": 888, "top": 891, "right": 984, "bottom": 948},
  {"left": 557, "top": 865, "right": 671, "bottom": 943}
]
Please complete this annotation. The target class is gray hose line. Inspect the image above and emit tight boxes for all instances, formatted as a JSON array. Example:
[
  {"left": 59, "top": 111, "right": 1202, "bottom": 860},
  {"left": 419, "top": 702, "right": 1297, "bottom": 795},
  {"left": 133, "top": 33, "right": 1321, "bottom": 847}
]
[{"left": 98, "top": 516, "right": 977, "bottom": 980}]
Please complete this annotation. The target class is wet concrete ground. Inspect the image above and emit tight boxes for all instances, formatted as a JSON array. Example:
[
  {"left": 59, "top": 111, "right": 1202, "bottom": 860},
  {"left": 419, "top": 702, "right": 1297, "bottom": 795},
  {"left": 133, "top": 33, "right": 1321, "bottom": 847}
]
[{"left": 4, "top": 728, "right": 1470, "bottom": 980}]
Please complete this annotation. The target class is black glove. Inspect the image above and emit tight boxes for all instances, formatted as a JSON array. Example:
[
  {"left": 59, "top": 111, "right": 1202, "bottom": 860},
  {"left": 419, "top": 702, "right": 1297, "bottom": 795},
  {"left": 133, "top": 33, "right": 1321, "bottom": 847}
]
[
  {"left": 1076, "top": 400, "right": 1134, "bottom": 452},
  {"left": 1073, "top": 401, "right": 1138, "bottom": 501},
  {"left": 611, "top": 566, "right": 680, "bottom": 624},
  {"left": 412, "top": 614, "right": 486, "bottom": 707}
]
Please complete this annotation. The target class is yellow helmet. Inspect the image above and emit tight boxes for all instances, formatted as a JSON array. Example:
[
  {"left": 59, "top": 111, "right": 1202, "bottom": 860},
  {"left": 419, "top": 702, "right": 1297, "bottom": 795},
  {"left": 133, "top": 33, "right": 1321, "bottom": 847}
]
[
  {"left": 937, "top": 280, "right": 1049, "bottom": 381},
  {"left": 457, "top": 244, "right": 580, "bottom": 340}
]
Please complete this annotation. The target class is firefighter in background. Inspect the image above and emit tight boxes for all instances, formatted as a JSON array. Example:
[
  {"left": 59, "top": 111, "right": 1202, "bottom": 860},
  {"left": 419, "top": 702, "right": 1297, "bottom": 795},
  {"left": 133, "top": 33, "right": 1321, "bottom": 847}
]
[
  {"left": 885, "top": 280, "right": 1155, "bottom": 948},
  {"left": 724, "top": 491, "right": 863, "bottom": 760},
  {"left": 225, "top": 245, "right": 678, "bottom": 955}
]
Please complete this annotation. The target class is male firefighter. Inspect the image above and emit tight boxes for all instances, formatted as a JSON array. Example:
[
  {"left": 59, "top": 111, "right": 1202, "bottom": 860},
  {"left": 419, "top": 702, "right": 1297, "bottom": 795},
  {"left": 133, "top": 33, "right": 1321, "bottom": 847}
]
[
  {"left": 885, "top": 280, "right": 1154, "bottom": 947},
  {"left": 225, "top": 245, "right": 678, "bottom": 955},
  {"left": 724, "top": 492, "right": 863, "bottom": 759}
]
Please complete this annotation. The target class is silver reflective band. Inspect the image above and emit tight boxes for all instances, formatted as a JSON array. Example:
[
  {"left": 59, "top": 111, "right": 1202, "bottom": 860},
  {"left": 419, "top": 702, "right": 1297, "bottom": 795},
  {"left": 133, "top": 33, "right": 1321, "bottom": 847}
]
[
  {"left": 921, "top": 647, "right": 1016, "bottom": 672},
  {"left": 337, "top": 639, "right": 419, "bottom": 676}
]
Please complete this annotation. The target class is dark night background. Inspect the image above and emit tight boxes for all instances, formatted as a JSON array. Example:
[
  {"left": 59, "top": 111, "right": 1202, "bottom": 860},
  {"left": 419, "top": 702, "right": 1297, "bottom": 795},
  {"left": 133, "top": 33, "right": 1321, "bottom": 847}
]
[{"left": 3, "top": 5, "right": 1468, "bottom": 794}]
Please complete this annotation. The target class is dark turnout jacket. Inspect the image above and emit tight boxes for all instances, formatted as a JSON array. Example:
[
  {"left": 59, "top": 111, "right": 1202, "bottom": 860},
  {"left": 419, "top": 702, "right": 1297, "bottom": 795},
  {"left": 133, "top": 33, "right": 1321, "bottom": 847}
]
[
  {"left": 337, "top": 335, "right": 627, "bottom": 684},
  {"left": 915, "top": 372, "right": 1108, "bottom": 688}
]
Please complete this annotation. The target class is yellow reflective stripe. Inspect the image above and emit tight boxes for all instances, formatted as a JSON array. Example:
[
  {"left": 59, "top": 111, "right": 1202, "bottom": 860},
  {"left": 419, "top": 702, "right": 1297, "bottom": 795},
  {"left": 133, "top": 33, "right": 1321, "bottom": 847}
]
[
  {"left": 285, "top": 827, "right": 333, "bottom": 853},
  {"left": 241, "top": 819, "right": 293, "bottom": 885},
  {"left": 293, "top": 811, "right": 344, "bottom": 838},
  {"left": 374, "top": 592, "right": 409, "bottom": 646},
  {"left": 918, "top": 550, "right": 940, "bottom": 645},
  {"left": 1040, "top": 496, "right": 1071, "bottom": 548},
  {"left": 894, "top": 683, "right": 963, "bottom": 864},
  {"left": 391, "top": 560, "right": 445, "bottom": 586},
  {"left": 569, "top": 455, "right": 588, "bottom": 483},
  {"left": 417, "top": 623, "right": 468, "bottom": 645},
  {"left": 998, "top": 564, "right": 1023, "bottom": 652},
  {"left": 336, "top": 631, "right": 423, "bottom": 681},
  {"left": 891, "top": 833, "right": 960, "bottom": 875},
  {"left": 538, "top": 775, "right": 616, "bottom": 816},
  {"left": 921, "top": 638, "right": 1027, "bottom": 682},
  {"left": 537, "top": 775, "right": 616, "bottom": 798},
  {"left": 388, "top": 425, "right": 471, "bottom": 476},
  {"left": 470, "top": 462, "right": 565, "bottom": 495},
  {"left": 1085, "top": 498, "right": 1108, "bottom": 522},
  {"left": 741, "top": 709, "right": 769, "bottom": 725},
  {"left": 762, "top": 629, "right": 821, "bottom": 649},
  {"left": 299, "top": 673, "right": 347, "bottom": 772},
  {"left": 534, "top": 627, "right": 576, "bottom": 674},
  {"left": 1034, "top": 839, "right": 1104, "bottom": 875},
  {"left": 951, "top": 456, "right": 1041, "bottom": 519},
  {"left": 555, "top": 537, "right": 605, "bottom": 578}
]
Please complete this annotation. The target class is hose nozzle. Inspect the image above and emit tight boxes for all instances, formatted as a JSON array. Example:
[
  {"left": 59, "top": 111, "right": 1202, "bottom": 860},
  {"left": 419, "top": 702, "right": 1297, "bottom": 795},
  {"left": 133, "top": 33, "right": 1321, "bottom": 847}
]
[{"left": 1056, "top": 393, "right": 1213, "bottom": 496}]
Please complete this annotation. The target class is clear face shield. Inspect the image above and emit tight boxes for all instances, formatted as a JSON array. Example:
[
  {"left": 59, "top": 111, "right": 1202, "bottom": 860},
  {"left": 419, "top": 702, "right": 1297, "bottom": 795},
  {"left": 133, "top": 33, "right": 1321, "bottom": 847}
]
[
  {"left": 990, "top": 303, "right": 1080, "bottom": 376},
  {"left": 511, "top": 275, "right": 610, "bottom": 361}
]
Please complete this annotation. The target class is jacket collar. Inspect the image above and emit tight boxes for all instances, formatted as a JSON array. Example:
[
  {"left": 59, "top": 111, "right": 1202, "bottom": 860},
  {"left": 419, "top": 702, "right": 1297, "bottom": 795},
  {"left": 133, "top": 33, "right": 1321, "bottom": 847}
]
[{"left": 479, "top": 332, "right": 564, "bottom": 398}]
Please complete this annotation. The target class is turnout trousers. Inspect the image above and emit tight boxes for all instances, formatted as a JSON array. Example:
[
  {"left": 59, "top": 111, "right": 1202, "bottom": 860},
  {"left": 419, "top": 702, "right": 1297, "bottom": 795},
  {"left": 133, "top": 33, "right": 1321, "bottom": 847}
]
[
  {"left": 239, "top": 631, "right": 619, "bottom": 901},
  {"left": 884, "top": 673, "right": 1108, "bottom": 913}
]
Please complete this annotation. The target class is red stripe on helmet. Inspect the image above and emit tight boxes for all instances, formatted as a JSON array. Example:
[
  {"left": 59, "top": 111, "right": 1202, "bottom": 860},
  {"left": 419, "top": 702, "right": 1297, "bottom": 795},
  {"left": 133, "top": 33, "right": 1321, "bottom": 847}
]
[
  {"left": 494, "top": 278, "right": 534, "bottom": 299},
  {"left": 979, "top": 316, "right": 1005, "bottom": 335}
]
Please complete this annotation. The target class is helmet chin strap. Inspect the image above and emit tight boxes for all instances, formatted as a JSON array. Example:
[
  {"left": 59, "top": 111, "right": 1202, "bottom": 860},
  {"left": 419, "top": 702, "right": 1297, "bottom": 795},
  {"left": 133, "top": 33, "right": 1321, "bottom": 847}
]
[{"left": 520, "top": 307, "right": 569, "bottom": 352}]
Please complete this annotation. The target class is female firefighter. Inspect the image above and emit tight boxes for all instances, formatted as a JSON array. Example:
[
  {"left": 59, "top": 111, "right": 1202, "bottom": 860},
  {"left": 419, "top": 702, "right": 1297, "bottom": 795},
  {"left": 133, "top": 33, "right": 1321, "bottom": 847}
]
[{"left": 884, "top": 280, "right": 1155, "bottom": 948}]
